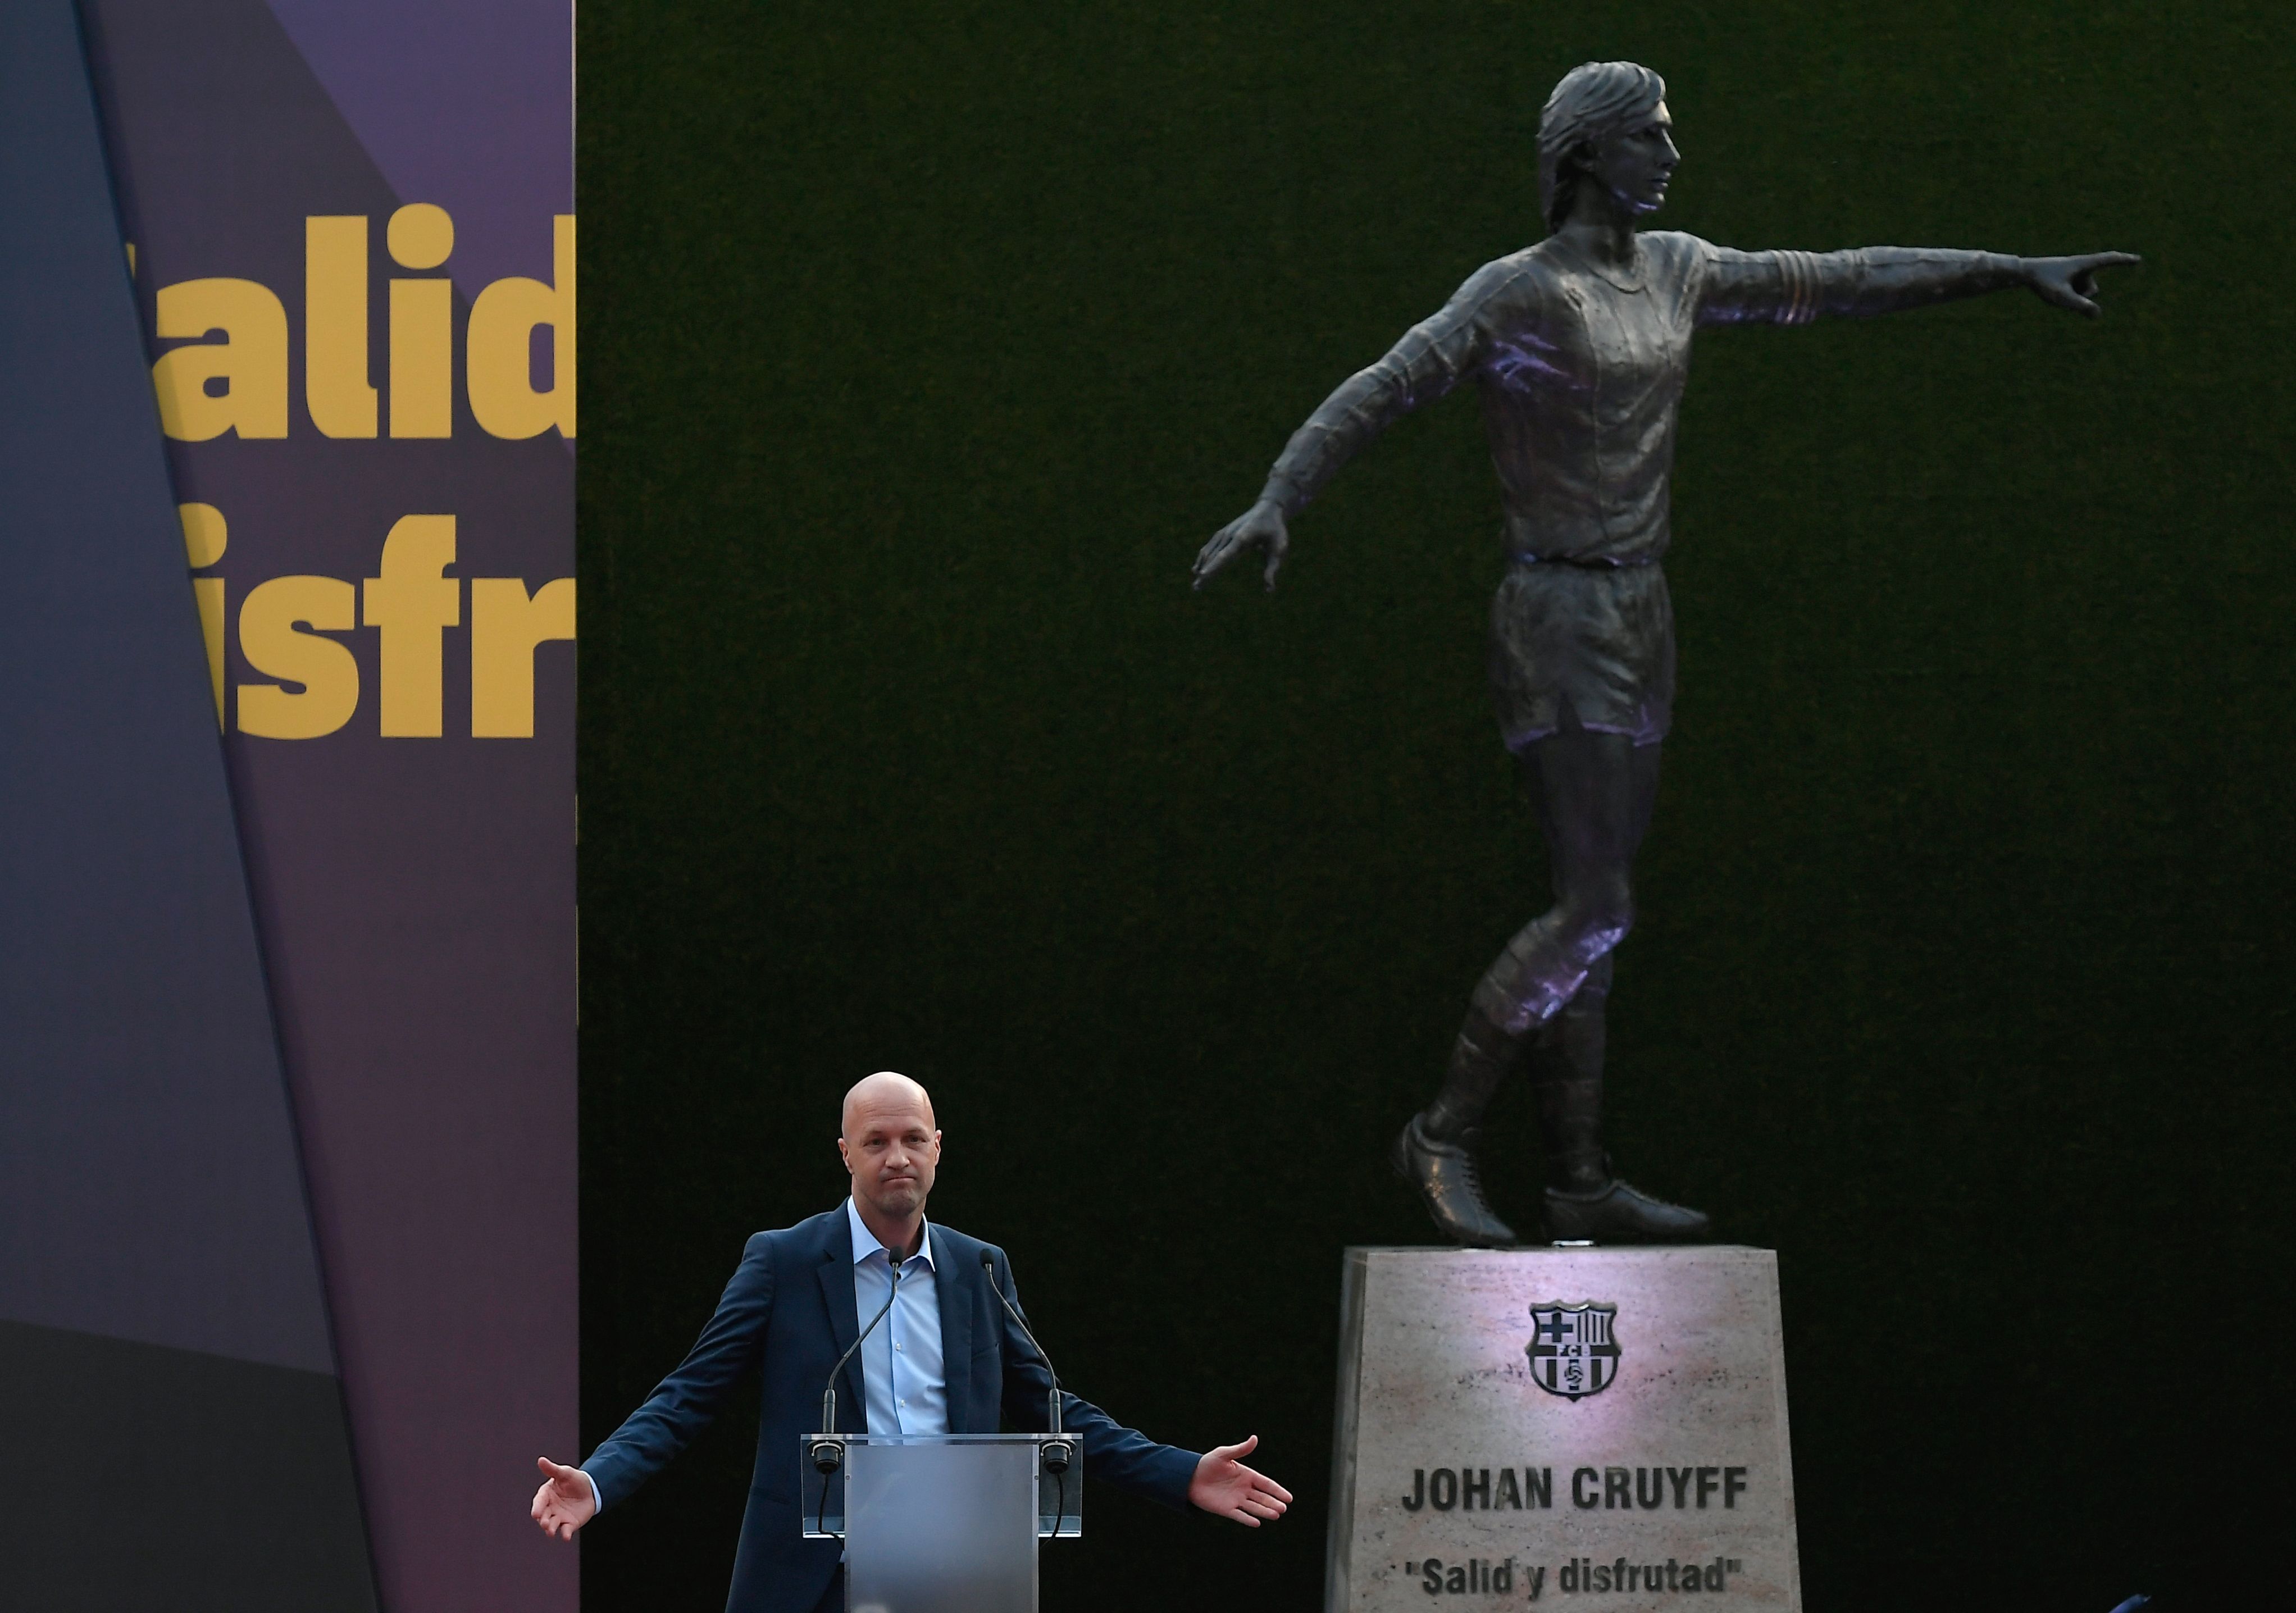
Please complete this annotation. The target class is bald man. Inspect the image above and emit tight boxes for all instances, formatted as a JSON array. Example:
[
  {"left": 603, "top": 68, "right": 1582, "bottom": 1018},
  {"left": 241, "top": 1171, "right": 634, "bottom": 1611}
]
[{"left": 530, "top": 1073, "right": 1290, "bottom": 1613}]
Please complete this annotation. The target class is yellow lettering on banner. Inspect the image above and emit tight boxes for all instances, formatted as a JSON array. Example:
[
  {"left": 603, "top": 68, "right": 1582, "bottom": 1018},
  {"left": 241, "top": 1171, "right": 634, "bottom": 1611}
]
[
  {"left": 179, "top": 503, "right": 229, "bottom": 727},
  {"left": 306, "top": 217, "right": 377, "bottom": 438},
  {"left": 389, "top": 205, "right": 456, "bottom": 438},
  {"left": 196, "top": 578, "right": 229, "bottom": 730},
  {"left": 152, "top": 279, "right": 289, "bottom": 440},
  {"left": 389, "top": 278, "right": 454, "bottom": 436},
  {"left": 363, "top": 514, "right": 460, "bottom": 736},
  {"left": 471, "top": 577, "right": 576, "bottom": 736},
  {"left": 194, "top": 579, "right": 227, "bottom": 727},
  {"left": 239, "top": 576, "right": 359, "bottom": 738},
  {"left": 468, "top": 214, "right": 576, "bottom": 439},
  {"left": 179, "top": 502, "right": 227, "bottom": 567},
  {"left": 388, "top": 203, "right": 454, "bottom": 271}
]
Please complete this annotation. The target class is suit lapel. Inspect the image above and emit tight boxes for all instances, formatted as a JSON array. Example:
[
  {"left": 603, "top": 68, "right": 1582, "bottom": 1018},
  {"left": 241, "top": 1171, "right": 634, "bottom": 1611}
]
[
  {"left": 816, "top": 1216, "right": 863, "bottom": 1429},
  {"left": 931, "top": 1224, "right": 975, "bottom": 1432}
]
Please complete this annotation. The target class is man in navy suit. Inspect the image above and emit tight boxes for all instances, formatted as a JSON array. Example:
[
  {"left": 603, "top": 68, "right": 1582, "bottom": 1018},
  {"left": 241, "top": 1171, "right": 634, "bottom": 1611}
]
[{"left": 531, "top": 1070, "right": 1291, "bottom": 1612}]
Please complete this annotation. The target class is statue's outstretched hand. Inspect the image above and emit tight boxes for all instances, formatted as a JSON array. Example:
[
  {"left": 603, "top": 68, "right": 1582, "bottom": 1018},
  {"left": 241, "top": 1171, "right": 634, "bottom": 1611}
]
[
  {"left": 2025, "top": 252, "right": 2140, "bottom": 318},
  {"left": 1193, "top": 500, "right": 1290, "bottom": 593},
  {"left": 531, "top": 1455, "right": 597, "bottom": 1541}
]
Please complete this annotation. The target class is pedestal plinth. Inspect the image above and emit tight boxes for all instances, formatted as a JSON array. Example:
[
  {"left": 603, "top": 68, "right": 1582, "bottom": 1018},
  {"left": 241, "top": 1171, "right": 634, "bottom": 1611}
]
[{"left": 1326, "top": 1246, "right": 1799, "bottom": 1612}]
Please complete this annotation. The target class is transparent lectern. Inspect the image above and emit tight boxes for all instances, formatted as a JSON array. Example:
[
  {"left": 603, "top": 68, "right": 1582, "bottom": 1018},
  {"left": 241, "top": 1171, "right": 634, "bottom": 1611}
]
[{"left": 801, "top": 1433, "right": 1083, "bottom": 1613}]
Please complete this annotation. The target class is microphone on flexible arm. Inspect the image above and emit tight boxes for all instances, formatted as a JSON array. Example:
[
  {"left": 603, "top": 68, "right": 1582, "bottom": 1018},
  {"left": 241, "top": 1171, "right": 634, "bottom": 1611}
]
[
  {"left": 979, "top": 1250, "right": 1072, "bottom": 1477},
  {"left": 810, "top": 1255, "right": 906, "bottom": 1477}
]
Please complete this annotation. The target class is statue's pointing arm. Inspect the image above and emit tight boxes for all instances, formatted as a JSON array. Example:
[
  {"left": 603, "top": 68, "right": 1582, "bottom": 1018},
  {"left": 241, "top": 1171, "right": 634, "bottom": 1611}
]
[
  {"left": 1193, "top": 264, "right": 1513, "bottom": 592},
  {"left": 1695, "top": 242, "right": 2139, "bottom": 326}
]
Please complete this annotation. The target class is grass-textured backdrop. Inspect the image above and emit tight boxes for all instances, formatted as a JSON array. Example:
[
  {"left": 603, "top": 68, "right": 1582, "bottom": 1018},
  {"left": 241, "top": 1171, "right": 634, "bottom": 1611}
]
[{"left": 577, "top": 3, "right": 2293, "bottom": 1608}]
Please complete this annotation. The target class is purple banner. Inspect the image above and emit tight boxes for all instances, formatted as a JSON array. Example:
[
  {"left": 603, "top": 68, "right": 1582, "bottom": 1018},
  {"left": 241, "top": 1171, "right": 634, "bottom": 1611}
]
[{"left": 80, "top": 3, "right": 576, "bottom": 1608}]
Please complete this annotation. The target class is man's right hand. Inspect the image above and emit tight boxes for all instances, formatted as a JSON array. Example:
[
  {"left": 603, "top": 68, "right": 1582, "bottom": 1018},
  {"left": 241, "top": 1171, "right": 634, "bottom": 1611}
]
[
  {"left": 1192, "top": 500, "right": 1290, "bottom": 593},
  {"left": 531, "top": 1455, "right": 597, "bottom": 1541}
]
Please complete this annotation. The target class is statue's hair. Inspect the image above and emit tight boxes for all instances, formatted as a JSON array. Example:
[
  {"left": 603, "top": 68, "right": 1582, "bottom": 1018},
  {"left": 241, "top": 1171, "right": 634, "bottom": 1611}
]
[{"left": 1537, "top": 61, "right": 1668, "bottom": 233}]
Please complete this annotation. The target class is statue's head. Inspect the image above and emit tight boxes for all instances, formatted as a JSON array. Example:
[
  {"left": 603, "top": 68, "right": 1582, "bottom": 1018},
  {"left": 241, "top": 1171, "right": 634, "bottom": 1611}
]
[{"left": 1538, "top": 61, "right": 1671, "bottom": 233}]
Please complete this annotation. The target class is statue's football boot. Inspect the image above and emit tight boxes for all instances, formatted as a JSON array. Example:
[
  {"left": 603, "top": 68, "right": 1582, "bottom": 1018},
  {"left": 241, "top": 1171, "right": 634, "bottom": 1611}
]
[
  {"left": 1541, "top": 1174, "right": 1711, "bottom": 1243},
  {"left": 1391, "top": 1115, "right": 1519, "bottom": 1247}
]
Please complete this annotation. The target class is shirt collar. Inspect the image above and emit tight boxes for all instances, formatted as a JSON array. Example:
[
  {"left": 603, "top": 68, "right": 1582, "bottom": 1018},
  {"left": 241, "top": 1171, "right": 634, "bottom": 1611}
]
[{"left": 846, "top": 1196, "right": 935, "bottom": 1269}]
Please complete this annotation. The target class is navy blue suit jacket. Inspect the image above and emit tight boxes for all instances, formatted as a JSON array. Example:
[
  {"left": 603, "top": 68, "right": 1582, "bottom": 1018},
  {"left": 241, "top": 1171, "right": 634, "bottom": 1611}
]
[{"left": 584, "top": 1209, "right": 1200, "bottom": 1613}]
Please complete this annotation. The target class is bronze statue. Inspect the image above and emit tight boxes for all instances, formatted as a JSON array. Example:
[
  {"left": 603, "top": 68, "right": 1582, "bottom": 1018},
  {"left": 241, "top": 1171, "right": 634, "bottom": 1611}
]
[{"left": 1193, "top": 61, "right": 2135, "bottom": 1247}]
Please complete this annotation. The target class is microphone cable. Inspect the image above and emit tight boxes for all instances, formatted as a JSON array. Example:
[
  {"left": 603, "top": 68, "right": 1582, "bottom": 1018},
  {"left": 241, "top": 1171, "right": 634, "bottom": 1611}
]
[
  {"left": 812, "top": 1252, "right": 908, "bottom": 1537},
  {"left": 978, "top": 1250, "right": 1075, "bottom": 1538}
]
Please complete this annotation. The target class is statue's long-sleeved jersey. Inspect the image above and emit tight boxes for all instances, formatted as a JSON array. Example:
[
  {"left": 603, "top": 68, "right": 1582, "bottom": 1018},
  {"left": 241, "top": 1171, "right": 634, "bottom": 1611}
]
[
  {"left": 1259, "top": 231, "right": 2022, "bottom": 566},
  {"left": 1253, "top": 231, "right": 2021, "bottom": 745}
]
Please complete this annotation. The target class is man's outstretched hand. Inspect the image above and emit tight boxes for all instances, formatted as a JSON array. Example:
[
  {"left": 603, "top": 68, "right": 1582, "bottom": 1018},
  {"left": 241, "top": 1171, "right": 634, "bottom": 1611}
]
[
  {"left": 2025, "top": 252, "right": 2141, "bottom": 318},
  {"left": 1188, "top": 1434, "right": 1294, "bottom": 1527},
  {"left": 531, "top": 1456, "right": 597, "bottom": 1541}
]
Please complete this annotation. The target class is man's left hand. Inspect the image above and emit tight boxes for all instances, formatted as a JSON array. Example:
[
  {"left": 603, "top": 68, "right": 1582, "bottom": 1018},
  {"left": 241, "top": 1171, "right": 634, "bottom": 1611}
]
[{"left": 1188, "top": 1434, "right": 1293, "bottom": 1527}]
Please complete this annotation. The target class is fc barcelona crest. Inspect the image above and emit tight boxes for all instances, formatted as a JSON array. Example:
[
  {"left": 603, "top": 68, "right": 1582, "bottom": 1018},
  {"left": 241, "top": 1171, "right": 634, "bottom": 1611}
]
[{"left": 1527, "top": 1302, "right": 1620, "bottom": 1401}]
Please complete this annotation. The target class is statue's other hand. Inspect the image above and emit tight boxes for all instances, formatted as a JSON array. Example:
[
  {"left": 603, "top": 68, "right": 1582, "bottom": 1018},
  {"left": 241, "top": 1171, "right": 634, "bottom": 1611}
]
[
  {"left": 2025, "top": 251, "right": 2141, "bottom": 318},
  {"left": 1193, "top": 500, "right": 1290, "bottom": 593}
]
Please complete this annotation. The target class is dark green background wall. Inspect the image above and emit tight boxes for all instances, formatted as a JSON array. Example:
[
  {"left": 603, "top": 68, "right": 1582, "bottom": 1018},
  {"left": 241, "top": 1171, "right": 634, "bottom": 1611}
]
[{"left": 576, "top": 4, "right": 2293, "bottom": 1609}]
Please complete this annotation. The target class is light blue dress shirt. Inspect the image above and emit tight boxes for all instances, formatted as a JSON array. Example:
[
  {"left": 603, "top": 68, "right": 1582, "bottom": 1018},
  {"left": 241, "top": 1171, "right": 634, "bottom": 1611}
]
[
  {"left": 845, "top": 1197, "right": 947, "bottom": 1435},
  {"left": 577, "top": 1200, "right": 952, "bottom": 1513}
]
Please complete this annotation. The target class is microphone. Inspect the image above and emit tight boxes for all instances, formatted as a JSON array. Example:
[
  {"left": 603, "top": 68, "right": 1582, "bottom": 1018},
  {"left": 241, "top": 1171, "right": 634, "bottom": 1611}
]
[
  {"left": 810, "top": 1252, "right": 906, "bottom": 1476},
  {"left": 979, "top": 1250, "right": 1072, "bottom": 1476}
]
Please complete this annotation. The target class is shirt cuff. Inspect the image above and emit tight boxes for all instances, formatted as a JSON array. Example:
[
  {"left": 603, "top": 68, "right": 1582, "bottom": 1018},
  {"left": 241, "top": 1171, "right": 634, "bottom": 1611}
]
[{"left": 581, "top": 1467, "right": 603, "bottom": 1512}]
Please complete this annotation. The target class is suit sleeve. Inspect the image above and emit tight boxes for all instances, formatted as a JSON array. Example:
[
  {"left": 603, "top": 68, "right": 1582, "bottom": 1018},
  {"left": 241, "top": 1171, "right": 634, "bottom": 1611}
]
[
  {"left": 1694, "top": 242, "right": 2026, "bottom": 326},
  {"left": 989, "top": 1252, "right": 1200, "bottom": 1512},
  {"left": 582, "top": 1233, "right": 778, "bottom": 1511},
  {"left": 1255, "top": 259, "right": 1523, "bottom": 516}
]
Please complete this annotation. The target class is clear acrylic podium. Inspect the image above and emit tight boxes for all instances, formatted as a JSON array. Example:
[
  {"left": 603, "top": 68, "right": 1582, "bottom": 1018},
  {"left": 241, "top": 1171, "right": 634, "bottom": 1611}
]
[{"left": 801, "top": 1434, "right": 1082, "bottom": 1613}]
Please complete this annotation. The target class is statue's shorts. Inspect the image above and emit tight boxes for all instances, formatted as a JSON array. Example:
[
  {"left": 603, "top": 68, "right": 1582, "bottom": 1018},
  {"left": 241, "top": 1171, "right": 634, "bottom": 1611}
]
[{"left": 1488, "top": 558, "right": 1674, "bottom": 750}]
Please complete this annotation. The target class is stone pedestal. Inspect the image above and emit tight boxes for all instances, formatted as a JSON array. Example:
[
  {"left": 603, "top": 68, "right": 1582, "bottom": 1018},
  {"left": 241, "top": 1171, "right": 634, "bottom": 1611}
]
[{"left": 1325, "top": 1246, "right": 1799, "bottom": 1612}]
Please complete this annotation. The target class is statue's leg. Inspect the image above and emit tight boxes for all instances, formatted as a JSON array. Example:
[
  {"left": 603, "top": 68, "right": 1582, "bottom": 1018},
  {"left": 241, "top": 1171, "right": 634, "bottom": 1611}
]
[
  {"left": 1394, "top": 723, "right": 1707, "bottom": 1245},
  {"left": 1440, "top": 723, "right": 1652, "bottom": 1131},
  {"left": 1518, "top": 727, "right": 1648, "bottom": 1186},
  {"left": 1517, "top": 731, "right": 1709, "bottom": 1242},
  {"left": 1524, "top": 952, "right": 1614, "bottom": 1192},
  {"left": 1391, "top": 721, "right": 1643, "bottom": 1246}
]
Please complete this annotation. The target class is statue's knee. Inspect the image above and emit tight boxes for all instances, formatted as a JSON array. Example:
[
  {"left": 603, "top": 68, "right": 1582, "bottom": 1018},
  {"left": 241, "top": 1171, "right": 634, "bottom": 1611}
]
[
  {"left": 1559, "top": 896, "right": 1633, "bottom": 963},
  {"left": 1573, "top": 954, "right": 1616, "bottom": 1004}
]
